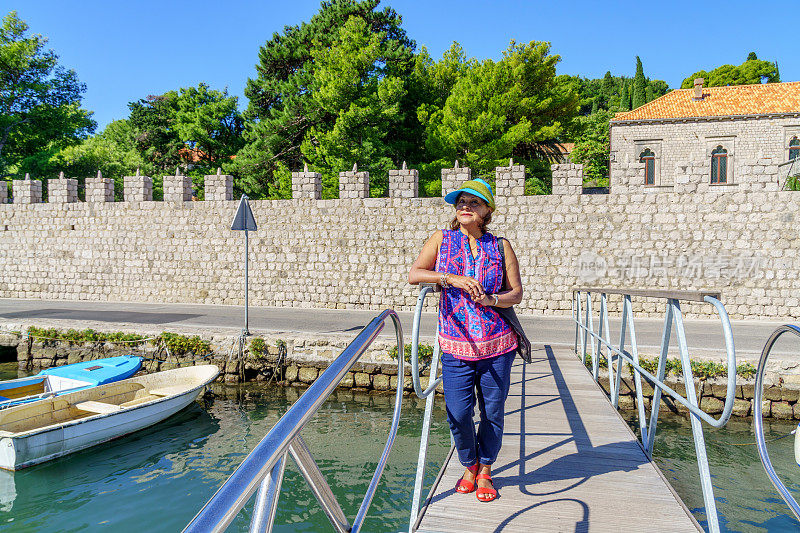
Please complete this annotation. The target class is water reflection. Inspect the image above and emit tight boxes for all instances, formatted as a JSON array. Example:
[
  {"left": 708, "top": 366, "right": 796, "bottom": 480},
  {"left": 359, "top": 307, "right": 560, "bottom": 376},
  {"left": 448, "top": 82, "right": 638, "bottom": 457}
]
[
  {"left": 0, "top": 381, "right": 451, "bottom": 532},
  {"left": 625, "top": 412, "right": 800, "bottom": 532}
]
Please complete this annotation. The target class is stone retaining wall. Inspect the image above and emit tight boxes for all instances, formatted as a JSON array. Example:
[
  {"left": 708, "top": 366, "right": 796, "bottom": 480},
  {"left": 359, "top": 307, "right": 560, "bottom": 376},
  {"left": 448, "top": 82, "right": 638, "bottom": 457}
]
[
  {"left": 2, "top": 326, "right": 798, "bottom": 417},
  {"left": 2, "top": 329, "right": 439, "bottom": 395},
  {"left": 592, "top": 372, "right": 798, "bottom": 419}
]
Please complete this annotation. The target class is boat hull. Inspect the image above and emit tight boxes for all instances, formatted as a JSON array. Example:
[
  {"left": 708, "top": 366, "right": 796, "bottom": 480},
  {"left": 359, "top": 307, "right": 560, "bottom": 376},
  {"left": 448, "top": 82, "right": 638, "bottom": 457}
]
[{"left": 0, "top": 365, "right": 219, "bottom": 470}]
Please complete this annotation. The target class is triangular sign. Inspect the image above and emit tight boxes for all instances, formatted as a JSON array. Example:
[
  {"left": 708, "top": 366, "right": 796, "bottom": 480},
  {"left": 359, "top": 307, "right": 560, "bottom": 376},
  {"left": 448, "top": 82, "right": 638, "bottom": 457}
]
[{"left": 231, "top": 195, "right": 257, "bottom": 231}]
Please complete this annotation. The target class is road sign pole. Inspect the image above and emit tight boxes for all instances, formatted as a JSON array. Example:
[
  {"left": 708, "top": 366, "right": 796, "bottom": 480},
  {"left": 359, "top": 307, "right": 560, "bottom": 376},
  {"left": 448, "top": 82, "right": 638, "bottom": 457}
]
[
  {"left": 231, "top": 193, "right": 257, "bottom": 337},
  {"left": 245, "top": 228, "right": 250, "bottom": 336}
]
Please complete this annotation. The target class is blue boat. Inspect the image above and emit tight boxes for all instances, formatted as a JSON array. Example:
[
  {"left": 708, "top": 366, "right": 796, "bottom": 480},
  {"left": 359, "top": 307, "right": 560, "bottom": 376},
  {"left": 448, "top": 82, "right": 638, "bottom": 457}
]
[{"left": 0, "top": 356, "right": 143, "bottom": 409}]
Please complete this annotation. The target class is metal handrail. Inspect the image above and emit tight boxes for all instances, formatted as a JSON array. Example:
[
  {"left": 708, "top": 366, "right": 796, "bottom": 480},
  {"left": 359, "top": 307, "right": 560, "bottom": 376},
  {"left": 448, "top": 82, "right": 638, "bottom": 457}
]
[
  {"left": 572, "top": 288, "right": 736, "bottom": 533},
  {"left": 753, "top": 325, "right": 800, "bottom": 521},
  {"left": 410, "top": 284, "right": 443, "bottom": 398},
  {"left": 408, "top": 284, "right": 447, "bottom": 532},
  {"left": 184, "top": 309, "right": 404, "bottom": 533}
]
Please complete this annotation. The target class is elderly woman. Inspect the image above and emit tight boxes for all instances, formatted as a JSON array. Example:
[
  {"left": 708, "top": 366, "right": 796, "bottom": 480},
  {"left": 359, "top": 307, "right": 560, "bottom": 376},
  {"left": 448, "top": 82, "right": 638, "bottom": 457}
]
[{"left": 409, "top": 178, "right": 523, "bottom": 503}]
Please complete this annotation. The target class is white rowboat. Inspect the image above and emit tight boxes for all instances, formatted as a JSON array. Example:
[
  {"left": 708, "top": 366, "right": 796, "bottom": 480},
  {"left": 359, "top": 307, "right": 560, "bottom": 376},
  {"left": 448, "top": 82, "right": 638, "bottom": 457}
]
[{"left": 0, "top": 365, "right": 219, "bottom": 470}]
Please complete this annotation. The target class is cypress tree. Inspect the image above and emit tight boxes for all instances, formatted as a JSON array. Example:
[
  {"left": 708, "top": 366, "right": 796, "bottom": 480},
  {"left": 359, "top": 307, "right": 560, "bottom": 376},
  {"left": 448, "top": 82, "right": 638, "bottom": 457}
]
[
  {"left": 620, "top": 82, "right": 629, "bottom": 111},
  {"left": 747, "top": 51, "right": 758, "bottom": 61},
  {"left": 591, "top": 98, "right": 598, "bottom": 114},
  {"left": 775, "top": 61, "right": 781, "bottom": 81},
  {"left": 632, "top": 56, "right": 646, "bottom": 109},
  {"left": 645, "top": 85, "right": 654, "bottom": 103},
  {"left": 602, "top": 71, "right": 614, "bottom": 98}
]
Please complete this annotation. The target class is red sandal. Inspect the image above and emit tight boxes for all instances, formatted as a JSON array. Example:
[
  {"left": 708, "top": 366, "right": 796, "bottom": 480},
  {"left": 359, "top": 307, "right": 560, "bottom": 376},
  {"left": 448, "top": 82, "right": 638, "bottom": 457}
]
[
  {"left": 476, "top": 473, "right": 497, "bottom": 502},
  {"left": 455, "top": 464, "right": 479, "bottom": 494}
]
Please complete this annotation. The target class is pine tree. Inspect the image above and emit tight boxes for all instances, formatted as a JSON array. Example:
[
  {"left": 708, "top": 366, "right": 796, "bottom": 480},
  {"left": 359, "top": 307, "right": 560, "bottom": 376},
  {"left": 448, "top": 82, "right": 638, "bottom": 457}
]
[
  {"left": 591, "top": 98, "right": 598, "bottom": 114},
  {"left": 632, "top": 56, "right": 646, "bottom": 109}
]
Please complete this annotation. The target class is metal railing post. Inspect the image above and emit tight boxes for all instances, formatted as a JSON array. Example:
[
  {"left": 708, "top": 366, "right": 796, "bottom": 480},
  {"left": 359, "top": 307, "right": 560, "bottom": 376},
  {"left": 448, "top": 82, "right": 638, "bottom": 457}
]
[
  {"left": 673, "top": 302, "right": 719, "bottom": 533},
  {"left": 754, "top": 325, "right": 800, "bottom": 521},
  {"left": 644, "top": 299, "right": 674, "bottom": 456},
  {"left": 184, "top": 309, "right": 405, "bottom": 533},
  {"left": 408, "top": 284, "right": 445, "bottom": 532},
  {"left": 249, "top": 453, "right": 287, "bottom": 533},
  {"left": 571, "top": 287, "right": 737, "bottom": 533}
]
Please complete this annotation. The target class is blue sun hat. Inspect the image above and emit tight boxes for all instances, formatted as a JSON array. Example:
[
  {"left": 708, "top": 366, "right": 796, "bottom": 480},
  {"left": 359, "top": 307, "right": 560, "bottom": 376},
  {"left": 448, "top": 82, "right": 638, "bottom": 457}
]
[{"left": 444, "top": 178, "right": 496, "bottom": 211}]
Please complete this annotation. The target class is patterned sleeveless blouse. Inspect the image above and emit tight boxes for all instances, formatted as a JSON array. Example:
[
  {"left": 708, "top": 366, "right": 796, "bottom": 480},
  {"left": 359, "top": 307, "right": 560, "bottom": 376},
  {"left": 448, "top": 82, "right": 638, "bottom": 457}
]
[{"left": 436, "top": 229, "right": 517, "bottom": 361}]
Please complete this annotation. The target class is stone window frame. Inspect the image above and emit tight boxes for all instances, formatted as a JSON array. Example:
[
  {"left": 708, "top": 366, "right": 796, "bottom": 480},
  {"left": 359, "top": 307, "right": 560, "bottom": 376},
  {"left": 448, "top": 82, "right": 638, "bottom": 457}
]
[
  {"left": 710, "top": 146, "right": 728, "bottom": 184},
  {"left": 705, "top": 136, "right": 735, "bottom": 185},
  {"left": 783, "top": 126, "right": 800, "bottom": 162},
  {"left": 789, "top": 136, "right": 800, "bottom": 161},
  {"left": 639, "top": 148, "right": 656, "bottom": 185},
  {"left": 634, "top": 139, "right": 662, "bottom": 186}
]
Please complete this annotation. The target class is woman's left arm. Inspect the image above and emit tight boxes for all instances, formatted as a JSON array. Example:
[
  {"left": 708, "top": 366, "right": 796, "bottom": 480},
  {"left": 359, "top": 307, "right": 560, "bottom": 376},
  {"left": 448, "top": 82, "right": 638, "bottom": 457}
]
[{"left": 478, "top": 239, "right": 523, "bottom": 308}]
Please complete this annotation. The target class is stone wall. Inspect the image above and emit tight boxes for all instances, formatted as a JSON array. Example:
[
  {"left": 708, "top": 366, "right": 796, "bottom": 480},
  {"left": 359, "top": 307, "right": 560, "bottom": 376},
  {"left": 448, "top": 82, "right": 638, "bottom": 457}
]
[
  {"left": 610, "top": 115, "right": 799, "bottom": 194},
  {"left": 1, "top": 158, "right": 800, "bottom": 319},
  {"left": 4, "top": 326, "right": 798, "bottom": 417}
]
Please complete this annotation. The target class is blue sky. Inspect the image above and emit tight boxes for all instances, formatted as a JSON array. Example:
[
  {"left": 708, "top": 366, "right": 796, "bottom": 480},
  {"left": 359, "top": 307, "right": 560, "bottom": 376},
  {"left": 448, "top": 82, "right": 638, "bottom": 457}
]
[{"left": 11, "top": 0, "right": 794, "bottom": 130}]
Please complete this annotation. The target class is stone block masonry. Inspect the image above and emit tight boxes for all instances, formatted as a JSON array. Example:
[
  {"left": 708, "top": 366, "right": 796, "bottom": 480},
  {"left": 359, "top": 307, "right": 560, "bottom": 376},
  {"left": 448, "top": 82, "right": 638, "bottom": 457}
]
[
  {"left": 86, "top": 174, "right": 114, "bottom": 203},
  {"left": 2, "top": 157, "right": 800, "bottom": 321},
  {"left": 291, "top": 167, "right": 322, "bottom": 200},
  {"left": 339, "top": 166, "right": 369, "bottom": 199},
  {"left": 205, "top": 170, "right": 233, "bottom": 201},
  {"left": 123, "top": 173, "right": 153, "bottom": 202},
  {"left": 163, "top": 172, "right": 193, "bottom": 202},
  {"left": 12, "top": 178, "right": 42, "bottom": 204},
  {"left": 440, "top": 163, "right": 471, "bottom": 198},
  {"left": 48, "top": 174, "right": 78, "bottom": 204},
  {"left": 495, "top": 161, "right": 526, "bottom": 198},
  {"left": 389, "top": 163, "right": 418, "bottom": 198}
]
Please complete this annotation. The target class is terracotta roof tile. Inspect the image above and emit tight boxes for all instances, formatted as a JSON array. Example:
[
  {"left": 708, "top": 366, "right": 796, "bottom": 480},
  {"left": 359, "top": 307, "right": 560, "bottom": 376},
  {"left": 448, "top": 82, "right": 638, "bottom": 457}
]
[{"left": 612, "top": 81, "right": 800, "bottom": 122}]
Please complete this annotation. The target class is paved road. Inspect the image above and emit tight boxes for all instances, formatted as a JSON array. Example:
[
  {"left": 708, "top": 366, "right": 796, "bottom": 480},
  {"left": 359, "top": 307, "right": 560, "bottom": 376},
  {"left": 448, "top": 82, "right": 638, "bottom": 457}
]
[{"left": 0, "top": 298, "right": 797, "bottom": 360}]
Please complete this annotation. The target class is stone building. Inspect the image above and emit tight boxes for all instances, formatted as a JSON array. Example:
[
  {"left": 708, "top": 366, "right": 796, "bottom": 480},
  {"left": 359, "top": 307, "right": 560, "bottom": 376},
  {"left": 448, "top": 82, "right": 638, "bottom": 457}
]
[{"left": 610, "top": 80, "right": 800, "bottom": 193}]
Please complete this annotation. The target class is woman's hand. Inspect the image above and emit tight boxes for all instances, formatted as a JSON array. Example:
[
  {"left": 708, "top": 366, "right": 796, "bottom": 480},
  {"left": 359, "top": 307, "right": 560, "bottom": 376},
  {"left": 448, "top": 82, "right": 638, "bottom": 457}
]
[{"left": 449, "top": 275, "right": 485, "bottom": 301}]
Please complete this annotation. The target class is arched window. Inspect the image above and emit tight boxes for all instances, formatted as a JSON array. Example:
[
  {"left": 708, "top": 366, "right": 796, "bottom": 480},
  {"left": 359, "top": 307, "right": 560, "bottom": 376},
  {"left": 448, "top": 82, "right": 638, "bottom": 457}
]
[
  {"left": 790, "top": 137, "right": 800, "bottom": 160},
  {"left": 711, "top": 145, "right": 728, "bottom": 184},
  {"left": 639, "top": 148, "right": 656, "bottom": 185}
]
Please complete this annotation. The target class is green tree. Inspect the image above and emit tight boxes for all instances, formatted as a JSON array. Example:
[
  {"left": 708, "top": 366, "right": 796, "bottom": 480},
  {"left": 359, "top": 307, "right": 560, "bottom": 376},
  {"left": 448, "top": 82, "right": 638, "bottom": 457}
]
[
  {"left": 46, "top": 120, "right": 145, "bottom": 200},
  {"left": 632, "top": 56, "right": 646, "bottom": 109},
  {"left": 128, "top": 91, "right": 183, "bottom": 174},
  {"left": 232, "top": 0, "right": 414, "bottom": 198},
  {"left": 570, "top": 110, "right": 611, "bottom": 185},
  {"left": 300, "top": 16, "right": 411, "bottom": 197},
  {"left": 174, "top": 83, "right": 243, "bottom": 169},
  {"left": 422, "top": 40, "right": 578, "bottom": 188},
  {"left": 681, "top": 53, "right": 780, "bottom": 88},
  {"left": 619, "top": 82, "right": 629, "bottom": 111},
  {"left": 0, "top": 11, "right": 95, "bottom": 179},
  {"left": 601, "top": 71, "right": 614, "bottom": 101}
]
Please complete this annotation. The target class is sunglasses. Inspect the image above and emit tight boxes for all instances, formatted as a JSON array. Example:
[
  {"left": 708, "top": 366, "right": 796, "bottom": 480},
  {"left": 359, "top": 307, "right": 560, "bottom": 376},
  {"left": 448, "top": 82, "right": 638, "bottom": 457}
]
[{"left": 456, "top": 198, "right": 486, "bottom": 209}]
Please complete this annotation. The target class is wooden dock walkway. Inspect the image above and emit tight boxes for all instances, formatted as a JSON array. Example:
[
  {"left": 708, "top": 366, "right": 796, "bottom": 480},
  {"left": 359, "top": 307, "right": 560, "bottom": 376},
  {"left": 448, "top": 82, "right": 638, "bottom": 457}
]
[{"left": 415, "top": 344, "right": 701, "bottom": 532}]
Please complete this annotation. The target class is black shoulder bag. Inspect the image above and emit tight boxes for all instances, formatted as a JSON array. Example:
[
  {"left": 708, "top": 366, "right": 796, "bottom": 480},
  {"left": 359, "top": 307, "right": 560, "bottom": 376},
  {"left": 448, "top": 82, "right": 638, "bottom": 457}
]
[{"left": 493, "top": 237, "right": 532, "bottom": 363}]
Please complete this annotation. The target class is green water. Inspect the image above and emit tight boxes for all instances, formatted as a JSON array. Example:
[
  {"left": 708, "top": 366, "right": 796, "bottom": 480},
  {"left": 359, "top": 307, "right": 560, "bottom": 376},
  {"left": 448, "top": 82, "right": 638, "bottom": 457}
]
[
  {"left": 623, "top": 411, "right": 800, "bottom": 532},
  {"left": 0, "top": 363, "right": 452, "bottom": 532},
  {"left": 2, "top": 359, "right": 800, "bottom": 532}
]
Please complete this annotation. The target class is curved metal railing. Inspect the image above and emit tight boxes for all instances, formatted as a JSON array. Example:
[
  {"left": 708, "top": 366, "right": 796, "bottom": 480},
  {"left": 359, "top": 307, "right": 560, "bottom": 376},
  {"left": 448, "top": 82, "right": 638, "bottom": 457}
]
[
  {"left": 754, "top": 325, "right": 800, "bottom": 521},
  {"left": 572, "top": 288, "right": 736, "bottom": 533},
  {"left": 408, "top": 284, "right": 447, "bottom": 533},
  {"left": 183, "top": 309, "right": 404, "bottom": 533}
]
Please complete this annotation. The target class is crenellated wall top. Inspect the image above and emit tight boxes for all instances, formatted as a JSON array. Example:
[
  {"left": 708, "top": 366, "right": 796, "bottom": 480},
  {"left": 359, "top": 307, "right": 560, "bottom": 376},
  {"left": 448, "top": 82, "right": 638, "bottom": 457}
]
[{"left": 0, "top": 163, "right": 585, "bottom": 208}]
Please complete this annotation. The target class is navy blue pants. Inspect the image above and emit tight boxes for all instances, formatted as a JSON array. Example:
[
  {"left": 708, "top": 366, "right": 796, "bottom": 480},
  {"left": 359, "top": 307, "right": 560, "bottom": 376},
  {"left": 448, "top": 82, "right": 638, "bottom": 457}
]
[{"left": 441, "top": 350, "right": 515, "bottom": 467}]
